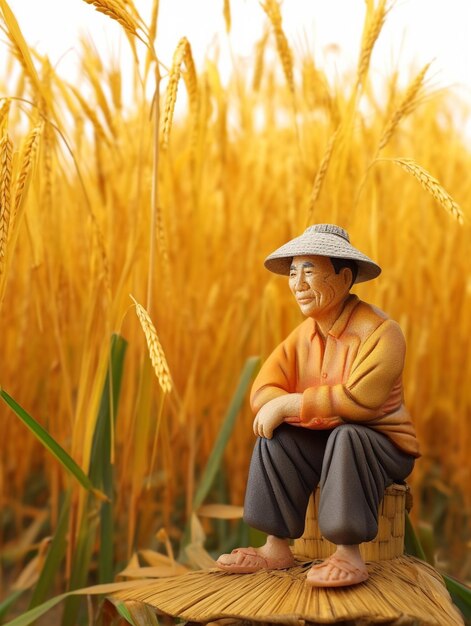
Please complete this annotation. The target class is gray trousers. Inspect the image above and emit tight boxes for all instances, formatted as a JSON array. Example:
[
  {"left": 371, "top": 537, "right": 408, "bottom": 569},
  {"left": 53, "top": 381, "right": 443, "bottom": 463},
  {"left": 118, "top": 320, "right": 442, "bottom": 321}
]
[{"left": 243, "top": 423, "right": 415, "bottom": 545}]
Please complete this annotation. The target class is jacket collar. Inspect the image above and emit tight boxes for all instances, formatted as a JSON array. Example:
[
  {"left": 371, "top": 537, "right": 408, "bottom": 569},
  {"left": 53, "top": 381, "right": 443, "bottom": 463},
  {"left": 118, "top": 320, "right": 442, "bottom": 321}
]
[{"left": 310, "top": 294, "right": 360, "bottom": 340}]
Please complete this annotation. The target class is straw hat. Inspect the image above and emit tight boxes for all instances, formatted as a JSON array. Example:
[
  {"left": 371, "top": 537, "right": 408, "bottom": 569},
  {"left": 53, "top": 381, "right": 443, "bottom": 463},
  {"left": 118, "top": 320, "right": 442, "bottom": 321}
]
[{"left": 264, "top": 223, "right": 381, "bottom": 284}]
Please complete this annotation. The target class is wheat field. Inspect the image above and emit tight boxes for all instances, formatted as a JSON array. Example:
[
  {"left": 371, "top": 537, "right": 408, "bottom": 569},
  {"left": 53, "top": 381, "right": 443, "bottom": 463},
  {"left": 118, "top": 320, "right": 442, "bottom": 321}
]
[{"left": 0, "top": 0, "right": 470, "bottom": 621}]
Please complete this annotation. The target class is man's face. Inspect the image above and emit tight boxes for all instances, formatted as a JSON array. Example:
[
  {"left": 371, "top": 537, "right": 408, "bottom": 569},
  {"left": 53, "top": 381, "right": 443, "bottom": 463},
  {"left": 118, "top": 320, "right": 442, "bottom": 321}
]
[{"left": 288, "top": 255, "right": 351, "bottom": 318}]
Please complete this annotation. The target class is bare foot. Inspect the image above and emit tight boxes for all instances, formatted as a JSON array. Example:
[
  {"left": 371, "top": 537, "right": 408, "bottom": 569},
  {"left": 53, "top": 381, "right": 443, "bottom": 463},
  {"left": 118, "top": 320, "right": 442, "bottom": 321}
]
[
  {"left": 306, "top": 545, "right": 368, "bottom": 587},
  {"left": 216, "top": 535, "right": 295, "bottom": 574}
]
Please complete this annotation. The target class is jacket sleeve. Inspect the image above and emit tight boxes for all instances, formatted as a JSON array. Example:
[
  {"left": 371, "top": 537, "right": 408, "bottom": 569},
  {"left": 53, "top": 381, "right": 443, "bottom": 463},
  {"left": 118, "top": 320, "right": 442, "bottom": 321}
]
[
  {"left": 250, "top": 337, "right": 297, "bottom": 414},
  {"left": 300, "top": 319, "right": 406, "bottom": 424}
]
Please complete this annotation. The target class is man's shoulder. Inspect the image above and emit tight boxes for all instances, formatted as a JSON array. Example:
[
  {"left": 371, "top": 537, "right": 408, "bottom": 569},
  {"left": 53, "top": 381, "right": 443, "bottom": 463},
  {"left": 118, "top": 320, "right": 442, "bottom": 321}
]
[{"left": 348, "top": 298, "right": 394, "bottom": 338}]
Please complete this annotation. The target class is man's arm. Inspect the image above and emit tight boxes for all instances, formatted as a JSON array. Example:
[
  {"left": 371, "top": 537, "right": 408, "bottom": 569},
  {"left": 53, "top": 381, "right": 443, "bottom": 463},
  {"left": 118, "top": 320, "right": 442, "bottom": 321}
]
[
  {"left": 250, "top": 332, "right": 298, "bottom": 413},
  {"left": 298, "top": 319, "right": 406, "bottom": 426}
]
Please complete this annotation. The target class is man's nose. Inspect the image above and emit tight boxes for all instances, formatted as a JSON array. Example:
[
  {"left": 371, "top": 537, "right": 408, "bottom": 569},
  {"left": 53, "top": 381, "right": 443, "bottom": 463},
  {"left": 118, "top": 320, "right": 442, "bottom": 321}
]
[{"left": 295, "top": 272, "right": 308, "bottom": 290}]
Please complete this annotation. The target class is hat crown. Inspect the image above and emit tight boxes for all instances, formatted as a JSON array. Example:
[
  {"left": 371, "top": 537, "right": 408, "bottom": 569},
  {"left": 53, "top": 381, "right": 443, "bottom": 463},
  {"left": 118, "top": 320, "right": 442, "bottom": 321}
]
[{"left": 305, "top": 224, "right": 350, "bottom": 243}]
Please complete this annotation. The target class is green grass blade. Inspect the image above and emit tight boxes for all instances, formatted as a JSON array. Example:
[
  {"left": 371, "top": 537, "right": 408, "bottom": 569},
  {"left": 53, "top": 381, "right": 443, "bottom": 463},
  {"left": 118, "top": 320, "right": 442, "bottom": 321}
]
[
  {"left": 113, "top": 601, "right": 138, "bottom": 626},
  {"left": 0, "top": 589, "right": 25, "bottom": 622},
  {"left": 0, "top": 389, "right": 105, "bottom": 500},
  {"left": 61, "top": 334, "right": 128, "bottom": 624},
  {"left": 192, "top": 356, "right": 260, "bottom": 510},
  {"left": 28, "top": 491, "right": 71, "bottom": 609},
  {"left": 443, "top": 574, "right": 471, "bottom": 621},
  {"left": 405, "top": 511, "right": 471, "bottom": 620},
  {"left": 60, "top": 510, "right": 100, "bottom": 626},
  {"left": 404, "top": 511, "right": 428, "bottom": 561},
  {"left": 89, "top": 334, "right": 128, "bottom": 583}
]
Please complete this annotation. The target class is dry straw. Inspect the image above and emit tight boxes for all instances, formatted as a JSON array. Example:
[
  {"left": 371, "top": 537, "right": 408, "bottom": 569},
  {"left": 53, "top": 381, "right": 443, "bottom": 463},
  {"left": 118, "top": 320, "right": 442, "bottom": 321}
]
[
  {"left": 113, "top": 555, "right": 463, "bottom": 626},
  {"left": 391, "top": 157, "right": 464, "bottom": 224},
  {"left": 131, "top": 295, "right": 172, "bottom": 394}
]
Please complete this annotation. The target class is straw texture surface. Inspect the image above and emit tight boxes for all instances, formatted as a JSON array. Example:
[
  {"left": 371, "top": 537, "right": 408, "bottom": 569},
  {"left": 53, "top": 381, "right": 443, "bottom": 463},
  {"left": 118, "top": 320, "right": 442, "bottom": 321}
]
[
  {"left": 264, "top": 224, "right": 382, "bottom": 282},
  {"left": 294, "top": 484, "right": 409, "bottom": 561},
  {"left": 111, "top": 555, "right": 464, "bottom": 625}
]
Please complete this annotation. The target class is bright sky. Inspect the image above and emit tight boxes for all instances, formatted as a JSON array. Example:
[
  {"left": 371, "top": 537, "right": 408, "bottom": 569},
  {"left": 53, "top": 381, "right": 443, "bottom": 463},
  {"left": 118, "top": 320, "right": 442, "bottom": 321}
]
[{"left": 5, "top": 0, "right": 471, "bottom": 104}]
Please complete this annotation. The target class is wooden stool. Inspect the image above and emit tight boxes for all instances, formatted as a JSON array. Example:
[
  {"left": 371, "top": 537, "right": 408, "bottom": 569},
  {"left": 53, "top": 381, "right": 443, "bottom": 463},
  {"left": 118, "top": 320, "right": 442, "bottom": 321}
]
[{"left": 293, "top": 483, "right": 412, "bottom": 561}]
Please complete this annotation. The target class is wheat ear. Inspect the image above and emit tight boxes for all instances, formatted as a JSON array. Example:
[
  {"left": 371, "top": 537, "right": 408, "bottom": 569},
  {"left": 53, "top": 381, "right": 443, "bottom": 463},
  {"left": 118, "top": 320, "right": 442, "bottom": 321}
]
[
  {"left": 13, "top": 123, "right": 43, "bottom": 224},
  {"left": 223, "top": 0, "right": 231, "bottom": 33},
  {"left": 377, "top": 63, "right": 431, "bottom": 153},
  {"left": 252, "top": 28, "right": 270, "bottom": 92},
  {"left": 0, "top": 131, "right": 13, "bottom": 276},
  {"left": 260, "top": 0, "right": 294, "bottom": 94},
  {"left": 306, "top": 128, "right": 340, "bottom": 223},
  {"left": 131, "top": 296, "right": 172, "bottom": 394},
  {"left": 82, "top": 0, "right": 139, "bottom": 36},
  {"left": 160, "top": 37, "right": 197, "bottom": 150},
  {"left": 356, "top": 0, "right": 389, "bottom": 90},
  {"left": 0, "top": 99, "right": 11, "bottom": 131},
  {"left": 392, "top": 158, "right": 464, "bottom": 224}
]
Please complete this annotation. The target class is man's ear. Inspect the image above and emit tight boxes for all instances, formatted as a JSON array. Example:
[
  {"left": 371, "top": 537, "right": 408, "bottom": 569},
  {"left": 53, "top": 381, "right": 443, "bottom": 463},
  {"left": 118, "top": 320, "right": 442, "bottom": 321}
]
[{"left": 340, "top": 267, "right": 353, "bottom": 288}]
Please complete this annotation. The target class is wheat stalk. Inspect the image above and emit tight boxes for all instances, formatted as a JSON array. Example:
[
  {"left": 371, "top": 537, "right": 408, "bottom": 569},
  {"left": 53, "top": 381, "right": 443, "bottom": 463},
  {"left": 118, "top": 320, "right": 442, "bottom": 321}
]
[
  {"left": 260, "top": 0, "right": 294, "bottom": 94},
  {"left": 131, "top": 296, "right": 172, "bottom": 394},
  {"left": 160, "top": 37, "right": 197, "bottom": 150},
  {"left": 0, "top": 0, "right": 43, "bottom": 95},
  {"left": 0, "top": 131, "right": 13, "bottom": 276},
  {"left": 356, "top": 0, "right": 389, "bottom": 90},
  {"left": 70, "top": 84, "right": 110, "bottom": 146},
  {"left": 377, "top": 63, "right": 431, "bottom": 153},
  {"left": 391, "top": 158, "right": 464, "bottom": 224}
]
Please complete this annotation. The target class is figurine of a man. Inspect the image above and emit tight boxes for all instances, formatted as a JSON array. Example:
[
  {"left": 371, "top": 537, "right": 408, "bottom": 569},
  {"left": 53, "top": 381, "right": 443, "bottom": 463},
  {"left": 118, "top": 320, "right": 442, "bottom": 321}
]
[{"left": 217, "top": 224, "right": 420, "bottom": 587}]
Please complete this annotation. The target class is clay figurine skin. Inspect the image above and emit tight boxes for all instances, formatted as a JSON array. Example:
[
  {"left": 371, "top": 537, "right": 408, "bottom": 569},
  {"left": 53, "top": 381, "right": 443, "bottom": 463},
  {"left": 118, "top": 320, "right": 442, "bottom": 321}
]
[{"left": 217, "top": 224, "right": 420, "bottom": 587}]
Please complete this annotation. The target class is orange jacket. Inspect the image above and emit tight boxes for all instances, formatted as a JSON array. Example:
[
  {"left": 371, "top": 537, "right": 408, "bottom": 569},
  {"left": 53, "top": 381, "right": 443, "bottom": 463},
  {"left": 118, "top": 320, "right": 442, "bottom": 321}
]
[{"left": 250, "top": 294, "right": 420, "bottom": 457}]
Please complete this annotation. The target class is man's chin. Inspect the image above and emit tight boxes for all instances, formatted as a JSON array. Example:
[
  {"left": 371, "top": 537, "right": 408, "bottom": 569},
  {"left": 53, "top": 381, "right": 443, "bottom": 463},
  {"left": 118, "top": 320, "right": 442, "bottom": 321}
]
[{"left": 298, "top": 302, "right": 322, "bottom": 316}]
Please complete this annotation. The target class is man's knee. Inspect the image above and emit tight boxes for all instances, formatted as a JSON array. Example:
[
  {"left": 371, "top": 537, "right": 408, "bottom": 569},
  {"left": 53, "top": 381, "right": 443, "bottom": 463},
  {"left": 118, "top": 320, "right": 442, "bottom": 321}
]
[{"left": 330, "top": 423, "right": 369, "bottom": 442}]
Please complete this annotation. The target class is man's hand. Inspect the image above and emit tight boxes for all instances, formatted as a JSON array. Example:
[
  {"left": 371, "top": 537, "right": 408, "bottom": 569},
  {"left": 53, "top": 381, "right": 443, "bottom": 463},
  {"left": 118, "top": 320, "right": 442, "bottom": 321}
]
[{"left": 253, "top": 394, "right": 302, "bottom": 439}]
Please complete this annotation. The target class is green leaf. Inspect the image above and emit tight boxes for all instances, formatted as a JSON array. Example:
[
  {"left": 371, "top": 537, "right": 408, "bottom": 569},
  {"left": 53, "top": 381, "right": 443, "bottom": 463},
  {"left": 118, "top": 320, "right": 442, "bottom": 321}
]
[
  {"left": 404, "top": 512, "right": 471, "bottom": 620},
  {"left": 0, "top": 589, "right": 25, "bottom": 622},
  {"left": 443, "top": 574, "right": 471, "bottom": 622},
  {"left": 180, "top": 357, "right": 259, "bottom": 554},
  {"left": 113, "top": 601, "right": 138, "bottom": 626},
  {"left": 89, "top": 334, "right": 128, "bottom": 583},
  {"left": 192, "top": 356, "right": 260, "bottom": 510},
  {"left": 28, "top": 491, "right": 71, "bottom": 609},
  {"left": 61, "top": 334, "right": 127, "bottom": 625},
  {"left": 404, "top": 511, "right": 427, "bottom": 562},
  {"left": 0, "top": 389, "right": 106, "bottom": 501}
]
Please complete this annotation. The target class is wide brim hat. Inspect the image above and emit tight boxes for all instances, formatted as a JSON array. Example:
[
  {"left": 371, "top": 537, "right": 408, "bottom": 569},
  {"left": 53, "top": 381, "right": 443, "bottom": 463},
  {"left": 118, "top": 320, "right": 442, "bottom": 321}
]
[{"left": 264, "top": 223, "right": 381, "bottom": 284}]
